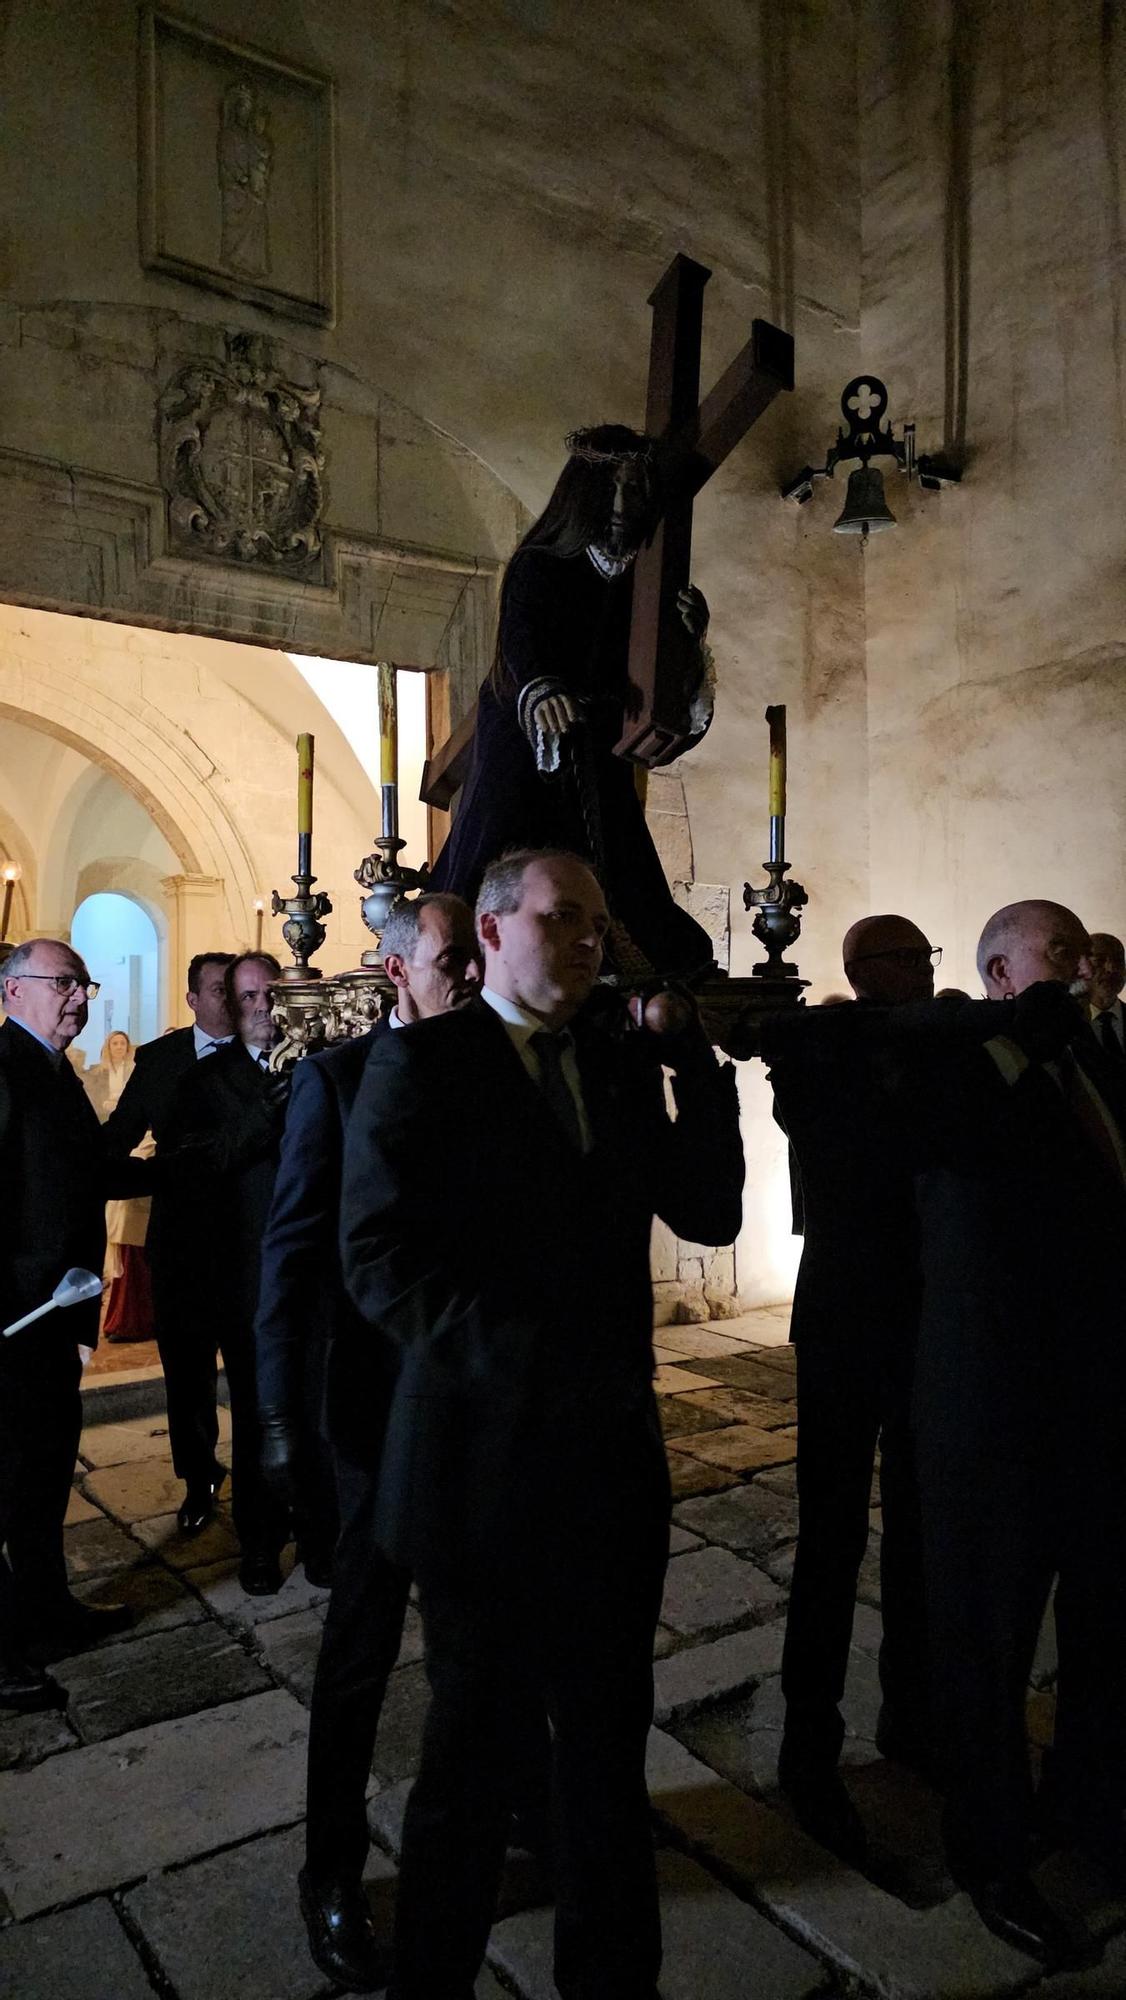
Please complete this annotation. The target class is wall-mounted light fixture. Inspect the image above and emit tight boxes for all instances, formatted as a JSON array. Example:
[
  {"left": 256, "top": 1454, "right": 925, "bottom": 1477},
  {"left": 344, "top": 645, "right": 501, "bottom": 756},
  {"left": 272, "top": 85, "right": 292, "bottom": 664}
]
[
  {"left": 782, "top": 377, "right": 961, "bottom": 540},
  {"left": 1, "top": 863, "right": 21, "bottom": 942}
]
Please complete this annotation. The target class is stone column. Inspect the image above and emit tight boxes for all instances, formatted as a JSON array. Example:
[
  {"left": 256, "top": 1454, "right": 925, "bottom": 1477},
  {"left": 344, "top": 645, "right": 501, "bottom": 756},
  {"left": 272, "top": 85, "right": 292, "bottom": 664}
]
[{"left": 161, "top": 874, "right": 225, "bottom": 1026}]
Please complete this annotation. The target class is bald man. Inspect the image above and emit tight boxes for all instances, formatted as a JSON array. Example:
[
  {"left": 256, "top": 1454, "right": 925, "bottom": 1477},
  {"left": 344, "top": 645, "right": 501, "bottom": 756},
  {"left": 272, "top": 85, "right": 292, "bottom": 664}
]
[
  {"left": 910, "top": 900, "right": 1126, "bottom": 1964},
  {"left": 767, "top": 914, "right": 939, "bottom": 1863}
]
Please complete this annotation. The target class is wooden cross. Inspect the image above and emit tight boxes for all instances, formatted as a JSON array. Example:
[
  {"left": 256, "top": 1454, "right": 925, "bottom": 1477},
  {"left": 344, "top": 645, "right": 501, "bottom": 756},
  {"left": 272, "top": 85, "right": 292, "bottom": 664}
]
[{"left": 420, "top": 254, "right": 793, "bottom": 807}]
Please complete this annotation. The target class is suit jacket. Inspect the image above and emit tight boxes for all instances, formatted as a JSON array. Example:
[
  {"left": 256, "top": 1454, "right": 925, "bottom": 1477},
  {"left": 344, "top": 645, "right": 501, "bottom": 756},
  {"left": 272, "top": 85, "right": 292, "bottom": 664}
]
[
  {"left": 254, "top": 1022, "right": 390, "bottom": 1418},
  {"left": 163, "top": 1040, "right": 288, "bottom": 1323},
  {"left": 0, "top": 1019, "right": 144, "bottom": 1345},
  {"left": 339, "top": 996, "right": 744, "bottom": 1576},
  {"left": 905, "top": 1023, "right": 1126, "bottom": 1461},
  {"left": 104, "top": 1026, "right": 200, "bottom": 1268}
]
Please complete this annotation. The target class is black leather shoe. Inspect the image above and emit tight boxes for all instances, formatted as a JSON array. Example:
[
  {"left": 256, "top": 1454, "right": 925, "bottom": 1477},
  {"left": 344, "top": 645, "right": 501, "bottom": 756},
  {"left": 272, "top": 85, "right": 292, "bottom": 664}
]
[
  {"left": 778, "top": 1750, "right": 869, "bottom": 1866},
  {"left": 296, "top": 1546, "right": 333, "bottom": 1589},
  {"left": 239, "top": 1551, "right": 282, "bottom": 1597},
  {"left": 965, "top": 1874, "right": 1095, "bottom": 1969},
  {"left": 298, "top": 1868, "right": 391, "bottom": 1992},
  {"left": 0, "top": 1657, "right": 67, "bottom": 1713},
  {"left": 177, "top": 1487, "right": 215, "bottom": 1534},
  {"left": 35, "top": 1600, "right": 134, "bottom": 1652}
]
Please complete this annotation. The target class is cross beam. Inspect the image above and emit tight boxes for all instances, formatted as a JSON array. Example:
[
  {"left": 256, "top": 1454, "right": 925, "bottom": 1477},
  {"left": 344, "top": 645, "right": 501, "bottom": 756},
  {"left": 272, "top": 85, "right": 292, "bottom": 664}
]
[{"left": 420, "top": 254, "right": 793, "bottom": 804}]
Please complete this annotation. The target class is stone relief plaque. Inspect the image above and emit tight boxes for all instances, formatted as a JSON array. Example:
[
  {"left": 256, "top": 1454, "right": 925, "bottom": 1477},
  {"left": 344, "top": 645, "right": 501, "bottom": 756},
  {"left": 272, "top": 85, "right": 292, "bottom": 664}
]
[
  {"left": 159, "top": 336, "right": 325, "bottom": 575},
  {"left": 139, "top": 8, "right": 336, "bottom": 327}
]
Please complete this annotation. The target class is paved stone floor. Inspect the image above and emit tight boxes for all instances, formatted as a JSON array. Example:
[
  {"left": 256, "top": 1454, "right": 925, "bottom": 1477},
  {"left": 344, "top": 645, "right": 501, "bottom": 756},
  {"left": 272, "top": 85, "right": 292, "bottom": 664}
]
[{"left": 1, "top": 1308, "right": 1121, "bottom": 2000}]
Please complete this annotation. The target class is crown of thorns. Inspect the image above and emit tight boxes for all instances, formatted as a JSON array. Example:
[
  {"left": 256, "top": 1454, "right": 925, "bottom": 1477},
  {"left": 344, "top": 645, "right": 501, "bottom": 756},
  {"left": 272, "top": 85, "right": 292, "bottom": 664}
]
[{"left": 564, "top": 424, "right": 655, "bottom": 464}]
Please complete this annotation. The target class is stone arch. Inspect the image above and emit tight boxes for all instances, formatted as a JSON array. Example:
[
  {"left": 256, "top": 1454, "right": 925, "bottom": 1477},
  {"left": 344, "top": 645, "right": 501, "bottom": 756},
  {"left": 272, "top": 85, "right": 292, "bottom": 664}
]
[{"left": 0, "top": 650, "right": 258, "bottom": 940}]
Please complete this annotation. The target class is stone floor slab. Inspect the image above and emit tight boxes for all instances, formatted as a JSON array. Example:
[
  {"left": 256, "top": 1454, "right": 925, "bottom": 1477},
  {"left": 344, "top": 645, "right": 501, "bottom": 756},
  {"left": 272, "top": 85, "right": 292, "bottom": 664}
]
[
  {"left": 124, "top": 1820, "right": 395, "bottom": 2000},
  {"left": 646, "top": 1730, "right": 1033, "bottom": 1999},
  {"left": 667, "top": 1457, "right": 740, "bottom": 1501},
  {"left": 755, "top": 1462, "right": 799, "bottom": 1497},
  {"left": 488, "top": 1847, "right": 826, "bottom": 2000},
  {"left": 186, "top": 1554, "right": 330, "bottom": 1622},
  {"left": 70, "top": 1558, "right": 206, "bottom": 1641},
  {"left": 254, "top": 1606, "right": 325, "bottom": 1703},
  {"left": 668, "top": 1524, "right": 704, "bottom": 1556},
  {"left": 654, "top": 1363, "right": 723, "bottom": 1394},
  {"left": 0, "top": 1898, "right": 153, "bottom": 2000},
  {"left": 62, "top": 1515, "right": 140, "bottom": 1579},
  {"left": 371, "top": 1662, "right": 431, "bottom": 1784},
  {"left": 680, "top": 1354, "right": 799, "bottom": 1397},
  {"left": 82, "top": 1457, "right": 187, "bottom": 1522},
  {"left": 0, "top": 1687, "right": 308, "bottom": 1917},
  {"left": 78, "top": 1416, "right": 174, "bottom": 1468},
  {"left": 661, "top": 1547, "right": 785, "bottom": 1638},
  {"left": 64, "top": 1485, "right": 101, "bottom": 1525},
  {"left": 61, "top": 1620, "right": 270, "bottom": 1743},
  {"left": 133, "top": 1509, "right": 241, "bottom": 1569},
  {"left": 0, "top": 1705, "right": 76, "bottom": 1772},
  {"left": 673, "top": 1481, "right": 799, "bottom": 1560},
  {"left": 667, "top": 1423, "right": 798, "bottom": 1476},
  {"left": 652, "top": 1621, "right": 789, "bottom": 1724},
  {"left": 652, "top": 1325, "right": 758, "bottom": 1360}
]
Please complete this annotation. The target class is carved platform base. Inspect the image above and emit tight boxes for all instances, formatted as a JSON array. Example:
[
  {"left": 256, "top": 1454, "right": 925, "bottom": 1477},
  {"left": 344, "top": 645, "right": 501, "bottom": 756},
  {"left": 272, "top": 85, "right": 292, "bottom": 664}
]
[{"left": 696, "top": 972, "right": 807, "bottom": 1061}]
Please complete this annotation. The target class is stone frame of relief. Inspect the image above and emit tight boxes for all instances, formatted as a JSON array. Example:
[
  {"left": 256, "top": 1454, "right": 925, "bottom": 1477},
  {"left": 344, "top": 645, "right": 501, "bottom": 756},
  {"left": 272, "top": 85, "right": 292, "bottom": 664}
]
[{"left": 138, "top": 7, "right": 337, "bottom": 329}]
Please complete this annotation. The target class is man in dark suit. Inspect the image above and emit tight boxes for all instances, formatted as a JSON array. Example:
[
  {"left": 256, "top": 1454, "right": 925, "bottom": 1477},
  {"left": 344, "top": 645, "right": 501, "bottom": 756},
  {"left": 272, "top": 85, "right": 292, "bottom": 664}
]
[
  {"left": 763, "top": 914, "right": 939, "bottom": 1864},
  {"left": 341, "top": 848, "right": 745, "bottom": 2000},
  {"left": 1088, "top": 930, "right": 1126, "bottom": 1063},
  {"left": 254, "top": 892, "right": 484, "bottom": 1992},
  {"left": 164, "top": 952, "right": 293, "bottom": 1593},
  {"left": 910, "top": 900, "right": 1126, "bottom": 1968},
  {"left": 0, "top": 939, "right": 139, "bottom": 1698},
  {"left": 105, "top": 951, "right": 235, "bottom": 1532}
]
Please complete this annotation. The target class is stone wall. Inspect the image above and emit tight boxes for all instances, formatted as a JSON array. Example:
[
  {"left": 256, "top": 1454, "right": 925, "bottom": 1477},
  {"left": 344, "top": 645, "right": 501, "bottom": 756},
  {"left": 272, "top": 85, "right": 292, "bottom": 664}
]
[{"left": 860, "top": 0, "right": 1126, "bottom": 985}]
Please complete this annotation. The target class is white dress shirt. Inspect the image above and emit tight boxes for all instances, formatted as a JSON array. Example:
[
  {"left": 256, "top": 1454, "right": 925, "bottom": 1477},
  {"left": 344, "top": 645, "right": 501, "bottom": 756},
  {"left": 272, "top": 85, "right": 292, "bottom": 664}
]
[
  {"left": 481, "top": 986, "right": 592, "bottom": 1151},
  {"left": 193, "top": 1024, "right": 233, "bottom": 1060}
]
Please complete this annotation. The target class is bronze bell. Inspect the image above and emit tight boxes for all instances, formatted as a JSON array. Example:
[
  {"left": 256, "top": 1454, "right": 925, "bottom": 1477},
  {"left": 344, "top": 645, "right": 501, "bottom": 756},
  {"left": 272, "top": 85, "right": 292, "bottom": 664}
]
[{"left": 832, "top": 465, "right": 896, "bottom": 537}]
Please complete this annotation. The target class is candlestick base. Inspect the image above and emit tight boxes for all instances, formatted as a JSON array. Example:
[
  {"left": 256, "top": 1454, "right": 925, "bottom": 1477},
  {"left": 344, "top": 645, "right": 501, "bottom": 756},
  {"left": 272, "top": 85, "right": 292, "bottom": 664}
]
[
  {"left": 743, "top": 857, "right": 808, "bottom": 981},
  {"left": 271, "top": 872, "right": 333, "bottom": 982},
  {"left": 354, "top": 834, "right": 431, "bottom": 942}
]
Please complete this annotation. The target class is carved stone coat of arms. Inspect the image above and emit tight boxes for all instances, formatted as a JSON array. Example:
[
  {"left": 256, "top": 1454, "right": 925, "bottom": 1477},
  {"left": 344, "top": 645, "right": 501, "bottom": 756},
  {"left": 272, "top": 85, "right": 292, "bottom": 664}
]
[{"left": 159, "top": 348, "right": 325, "bottom": 574}]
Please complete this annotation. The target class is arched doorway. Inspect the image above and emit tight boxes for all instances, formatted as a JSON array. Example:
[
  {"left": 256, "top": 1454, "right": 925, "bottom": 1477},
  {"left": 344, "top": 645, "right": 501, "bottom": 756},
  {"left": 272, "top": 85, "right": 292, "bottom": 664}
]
[{"left": 70, "top": 892, "right": 160, "bottom": 1066}]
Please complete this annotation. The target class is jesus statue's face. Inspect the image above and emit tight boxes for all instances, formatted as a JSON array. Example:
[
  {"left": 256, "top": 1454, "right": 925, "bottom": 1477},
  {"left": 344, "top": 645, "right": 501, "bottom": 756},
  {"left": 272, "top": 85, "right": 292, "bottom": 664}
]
[{"left": 600, "top": 458, "right": 651, "bottom": 560}]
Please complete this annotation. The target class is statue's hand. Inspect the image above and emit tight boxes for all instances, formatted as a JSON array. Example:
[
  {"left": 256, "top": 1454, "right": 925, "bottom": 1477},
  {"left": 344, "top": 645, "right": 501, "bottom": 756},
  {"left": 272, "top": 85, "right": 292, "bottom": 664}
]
[
  {"left": 678, "top": 584, "right": 710, "bottom": 643},
  {"left": 531, "top": 689, "right": 580, "bottom": 738}
]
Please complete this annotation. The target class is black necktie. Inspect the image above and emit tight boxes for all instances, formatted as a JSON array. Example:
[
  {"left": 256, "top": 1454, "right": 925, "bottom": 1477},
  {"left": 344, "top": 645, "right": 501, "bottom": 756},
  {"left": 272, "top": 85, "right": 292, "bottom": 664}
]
[
  {"left": 1097, "top": 1011, "right": 1123, "bottom": 1062},
  {"left": 529, "top": 1029, "right": 584, "bottom": 1151}
]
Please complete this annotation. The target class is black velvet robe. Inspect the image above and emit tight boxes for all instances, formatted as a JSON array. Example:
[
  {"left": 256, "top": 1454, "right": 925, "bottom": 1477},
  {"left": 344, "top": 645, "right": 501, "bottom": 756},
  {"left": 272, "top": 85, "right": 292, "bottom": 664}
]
[{"left": 429, "top": 546, "right": 713, "bottom": 976}]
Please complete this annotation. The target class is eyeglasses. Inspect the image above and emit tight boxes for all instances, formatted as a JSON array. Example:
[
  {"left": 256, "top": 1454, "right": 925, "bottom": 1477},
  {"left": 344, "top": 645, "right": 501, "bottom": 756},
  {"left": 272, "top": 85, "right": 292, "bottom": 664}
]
[
  {"left": 13, "top": 973, "right": 101, "bottom": 999},
  {"left": 850, "top": 946, "right": 942, "bottom": 970}
]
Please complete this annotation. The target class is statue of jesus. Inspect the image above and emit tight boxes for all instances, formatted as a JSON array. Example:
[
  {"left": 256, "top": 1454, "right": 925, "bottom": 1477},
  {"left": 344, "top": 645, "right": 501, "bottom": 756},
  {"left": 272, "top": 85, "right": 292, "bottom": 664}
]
[{"left": 429, "top": 424, "right": 717, "bottom": 978}]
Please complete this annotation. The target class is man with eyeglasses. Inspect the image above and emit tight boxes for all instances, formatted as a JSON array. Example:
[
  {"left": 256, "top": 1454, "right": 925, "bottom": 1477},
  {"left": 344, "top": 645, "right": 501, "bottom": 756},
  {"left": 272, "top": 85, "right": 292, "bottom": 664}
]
[
  {"left": 0, "top": 939, "right": 145, "bottom": 1703},
  {"left": 764, "top": 913, "right": 940, "bottom": 1865}
]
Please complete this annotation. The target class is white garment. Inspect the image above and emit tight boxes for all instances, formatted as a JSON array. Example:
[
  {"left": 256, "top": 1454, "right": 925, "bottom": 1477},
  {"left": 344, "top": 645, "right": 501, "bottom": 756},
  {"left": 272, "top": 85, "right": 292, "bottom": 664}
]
[
  {"left": 193, "top": 1024, "right": 233, "bottom": 1059},
  {"left": 1092, "top": 998, "right": 1125, "bottom": 1052},
  {"left": 480, "top": 986, "right": 591, "bottom": 1151}
]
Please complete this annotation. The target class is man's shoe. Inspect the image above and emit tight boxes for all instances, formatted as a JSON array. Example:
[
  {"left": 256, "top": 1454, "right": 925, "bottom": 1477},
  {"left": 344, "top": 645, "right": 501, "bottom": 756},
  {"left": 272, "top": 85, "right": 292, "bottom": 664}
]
[
  {"left": 34, "top": 1600, "right": 134, "bottom": 1652},
  {"left": 965, "top": 1873, "right": 1095, "bottom": 1968},
  {"left": 177, "top": 1463, "right": 227, "bottom": 1535},
  {"left": 298, "top": 1868, "right": 391, "bottom": 1993},
  {"left": 778, "top": 1750, "right": 869, "bottom": 1866},
  {"left": 0, "top": 1657, "right": 67, "bottom": 1713},
  {"left": 239, "top": 1551, "right": 282, "bottom": 1597},
  {"left": 296, "top": 1545, "right": 333, "bottom": 1589}
]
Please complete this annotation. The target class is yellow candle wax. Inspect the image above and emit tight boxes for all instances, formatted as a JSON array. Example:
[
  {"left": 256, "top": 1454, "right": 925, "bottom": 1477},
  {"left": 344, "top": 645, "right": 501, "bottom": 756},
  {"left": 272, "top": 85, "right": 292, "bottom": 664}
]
[
  {"left": 297, "top": 733, "right": 314, "bottom": 837},
  {"left": 378, "top": 662, "right": 398, "bottom": 787},
  {"left": 766, "top": 704, "right": 787, "bottom": 819}
]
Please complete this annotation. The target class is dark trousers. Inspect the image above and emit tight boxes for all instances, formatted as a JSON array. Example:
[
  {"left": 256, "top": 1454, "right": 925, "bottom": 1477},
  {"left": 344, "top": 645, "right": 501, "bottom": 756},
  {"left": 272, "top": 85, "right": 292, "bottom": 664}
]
[
  {"left": 0, "top": 1335, "right": 82, "bottom": 1625},
  {"left": 220, "top": 1316, "right": 288, "bottom": 1558},
  {"left": 392, "top": 1419, "right": 669, "bottom": 2000},
  {"left": 918, "top": 1424, "right": 1126, "bottom": 1881},
  {"left": 781, "top": 1330, "right": 928, "bottom": 1768},
  {"left": 151, "top": 1254, "right": 219, "bottom": 1494},
  {"left": 305, "top": 1435, "right": 413, "bottom": 1884}
]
